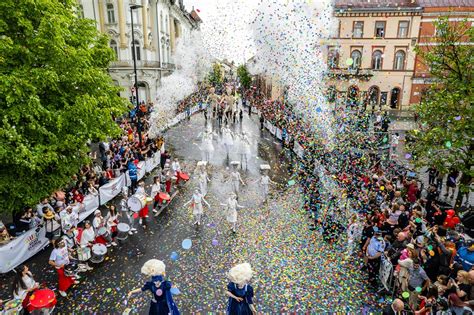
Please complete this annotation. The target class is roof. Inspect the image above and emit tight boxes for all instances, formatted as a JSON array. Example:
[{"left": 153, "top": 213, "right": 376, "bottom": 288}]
[
  {"left": 417, "top": 0, "right": 474, "bottom": 7},
  {"left": 334, "top": 0, "right": 420, "bottom": 9}
]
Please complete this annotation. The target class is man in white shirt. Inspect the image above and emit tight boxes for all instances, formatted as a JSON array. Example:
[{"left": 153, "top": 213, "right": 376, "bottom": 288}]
[
  {"left": 36, "top": 198, "right": 54, "bottom": 218},
  {"left": 60, "top": 206, "right": 78, "bottom": 233}
]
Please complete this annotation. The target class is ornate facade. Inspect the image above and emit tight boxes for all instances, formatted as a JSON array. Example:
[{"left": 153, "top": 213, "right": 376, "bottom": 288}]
[{"left": 79, "top": 0, "right": 201, "bottom": 102}]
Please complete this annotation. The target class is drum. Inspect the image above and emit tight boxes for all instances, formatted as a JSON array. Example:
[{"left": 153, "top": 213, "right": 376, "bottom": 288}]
[
  {"left": 178, "top": 172, "right": 190, "bottom": 181},
  {"left": 127, "top": 194, "right": 147, "bottom": 212},
  {"left": 90, "top": 244, "right": 107, "bottom": 263},
  {"left": 116, "top": 223, "right": 130, "bottom": 241},
  {"left": 29, "top": 289, "right": 57, "bottom": 310},
  {"left": 158, "top": 192, "right": 171, "bottom": 202},
  {"left": 97, "top": 227, "right": 109, "bottom": 237}
]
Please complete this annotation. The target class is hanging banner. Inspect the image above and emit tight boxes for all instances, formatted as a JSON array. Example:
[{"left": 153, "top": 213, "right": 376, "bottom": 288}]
[
  {"left": 293, "top": 142, "right": 305, "bottom": 159},
  {"left": 379, "top": 256, "right": 394, "bottom": 291},
  {"left": 275, "top": 128, "right": 283, "bottom": 140},
  {"left": 137, "top": 161, "right": 146, "bottom": 180},
  {"left": 99, "top": 174, "right": 126, "bottom": 205},
  {"left": 0, "top": 227, "right": 49, "bottom": 273}
]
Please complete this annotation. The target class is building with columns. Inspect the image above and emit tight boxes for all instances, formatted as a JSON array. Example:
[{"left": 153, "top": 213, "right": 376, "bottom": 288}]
[{"left": 78, "top": 0, "right": 201, "bottom": 102}]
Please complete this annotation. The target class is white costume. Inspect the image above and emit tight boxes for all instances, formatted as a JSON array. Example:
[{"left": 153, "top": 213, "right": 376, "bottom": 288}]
[
  {"left": 230, "top": 170, "right": 244, "bottom": 194},
  {"left": 240, "top": 133, "right": 251, "bottom": 167},
  {"left": 222, "top": 194, "right": 244, "bottom": 232},
  {"left": 171, "top": 160, "right": 181, "bottom": 176},
  {"left": 80, "top": 227, "right": 95, "bottom": 247},
  {"left": 222, "top": 126, "right": 234, "bottom": 156},
  {"left": 198, "top": 171, "right": 210, "bottom": 196},
  {"left": 200, "top": 127, "right": 215, "bottom": 161},
  {"left": 184, "top": 190, "right": 210, "bottom": 225}
]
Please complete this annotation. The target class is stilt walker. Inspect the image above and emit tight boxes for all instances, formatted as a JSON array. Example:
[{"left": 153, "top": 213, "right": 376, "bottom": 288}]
[
  {"left": 221, "top": 192, "right": 244, "bottom": 233},
  {"left": 183, "top": 189, "right": 210, "bottom": 226}
]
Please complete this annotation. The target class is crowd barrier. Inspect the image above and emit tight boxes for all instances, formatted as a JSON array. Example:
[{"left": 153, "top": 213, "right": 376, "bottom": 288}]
[{"left": 0, "top": 103, "right": 206, "bottom": 274}]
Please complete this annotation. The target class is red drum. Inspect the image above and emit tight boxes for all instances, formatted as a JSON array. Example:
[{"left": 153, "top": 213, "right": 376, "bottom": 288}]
[
  {"left": 178, "top": 172, "right": 189, "bottom": 181},
  {"left": 159, "top": 192, "right": 171, "bottom": 201},
  {"left": 28, "top": 289, "right": 57, "bottom": 310}
]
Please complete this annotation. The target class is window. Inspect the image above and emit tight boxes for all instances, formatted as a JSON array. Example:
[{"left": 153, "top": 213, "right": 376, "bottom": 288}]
[
  {"left": 390, "top": 88, "right": 401, "bottom": 109},
  {"left": 107, "top": 4, "right": 115, "bottom": 24},
  {"left": 327, "top": 49, "right": 339, "bottom": 69},
  {"left": 368, "top": 86, "right": 380, "bottom": 106},
  {"left": 131, "top": 40, "right": 141, "bottom": 61},
  {"left": 380, "top": 92, "right": 388, "bottom": 105},
  {"left": 351, "top": 50, "right": 362, "bottom": 69},
  {"left": 375, "top": 21, "right": 386, "bottom": 38},
  {"left": 110, "top": 40, "right": 118, "bottom": 58},
  {"left": 372, "top": 50, "right": 383, "bottom": 70},
  {"left": 398, "top": 21, "right": 409, "bottom": 38},
  {"left": 353, "top": 21, "right": 364, "bottom": 38},
  {"left": 78, "top": 4, "right": 85, "bottom": 19},
  {"left": 394, "top": 50, "right": 406, "bottom": 70}
]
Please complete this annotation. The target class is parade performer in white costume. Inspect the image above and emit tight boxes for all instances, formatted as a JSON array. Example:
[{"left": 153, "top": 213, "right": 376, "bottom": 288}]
[
  {"left": 183, "top": 189, "right": 210, "bottom": 226},
  {"left": 229, "top": 167, "right": 245, "bottom": 195},
  {"left": 199, "top": 125, "right": 215, "bottom": 162},
  {"left": 221, "top": 193, "right": 244, "bottom": 233},
  {"left": 221, "top": 125, "right": 234, "bottom": 158},
  {"left": 239, "top": 132, "right": 252, "bottom": 169},
  {"left": 198, "top": 166, "right": 211, "bottom": 196},
  {"left": 259, "top": 171, "right": 276, "bottom": 202},
  {"left": 206, "top": 87, "right": 220, "bottom": 119}
]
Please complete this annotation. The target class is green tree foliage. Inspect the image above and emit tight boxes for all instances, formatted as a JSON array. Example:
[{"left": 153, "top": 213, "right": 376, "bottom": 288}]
[
  {"left": 207, "top": 63, "right": 223, "bottom": 86},
  {"left": 237, "top": 65, "right": 252, "bottom": 90},
  {"left": 0, "top": 0, "right": 128, "bottom": 216},
  {"left": 408, "top": 18, "right": 473, "bottom": 203}
]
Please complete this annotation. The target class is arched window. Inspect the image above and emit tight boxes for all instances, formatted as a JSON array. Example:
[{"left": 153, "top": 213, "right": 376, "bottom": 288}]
[
  {"left": 394, "top": 50, "right": 406, "bottom": 70},
  {"left": 368, "top": 86, "right": 380, "bottom": 106},
  {"left": 107, "top": 3, "right": 115, "bottom": 23},
  {"left": 372, "top": 50, "right": 383, "bottom": 70},
  {"left": 327, "top": 49, "right": 339, "bottom": 69},
  {"left": 390, "top": 88, "right": 401, "bottom": 109},
  {"left": 351, "top": 50, "right": 362, "bottom": 69},
  {"left": 131, "top": 40, "right": 141, "bottom": 61},
  {"left": 110, "top": 40, "right": 118, "bottom": 58}
]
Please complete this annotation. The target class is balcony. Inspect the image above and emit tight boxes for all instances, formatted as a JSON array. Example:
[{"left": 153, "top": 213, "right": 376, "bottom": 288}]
[
  {"left": 110, "top": 60, "right": 161, "bottom": 68},
  {"left": 325, "top": 68, "right": 374, "bottom": 81}
]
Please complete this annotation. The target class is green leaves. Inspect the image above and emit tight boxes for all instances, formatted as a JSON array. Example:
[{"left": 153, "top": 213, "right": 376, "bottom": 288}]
[
  {"left": 0, "top": 0, "right": 127, "bottom": 216},
  {"left": 237, "top": 65, "right": 252, "bottom": 89},
  {"left": 409, "top": 18, "right": 473, "bottom": 195}
]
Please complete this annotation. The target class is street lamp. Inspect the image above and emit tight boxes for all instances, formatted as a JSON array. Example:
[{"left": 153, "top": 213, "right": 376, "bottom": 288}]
[{"left": 130, "top": 4, "right": 143, "bottom": 146}]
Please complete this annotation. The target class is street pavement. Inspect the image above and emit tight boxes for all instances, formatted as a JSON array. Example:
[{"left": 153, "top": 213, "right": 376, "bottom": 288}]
[{"left": 0, "top": 112, "right": 378, "bottom": 313}]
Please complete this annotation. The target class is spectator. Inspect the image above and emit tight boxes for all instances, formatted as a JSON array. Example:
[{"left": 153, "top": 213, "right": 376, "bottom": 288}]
[
  {"left": 382, "top": 298, "right": 404, "bottom": 315},
  {"left": 455, "top": 240, "right": 474, "bottom": 272},
  {"left": 36, "top": 198, "right": 54, "bottom": 218},
  {"left": 408, "top": 258, "right": 431, "bottom": 308},
  {"left": 12, "top": 264, "right": 39, "bottom": 312},
  {"left": 43, "top": 209, "right": 62, "bottom": 247}
]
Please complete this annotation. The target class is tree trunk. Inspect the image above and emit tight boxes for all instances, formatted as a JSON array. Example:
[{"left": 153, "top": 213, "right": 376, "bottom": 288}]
[{"left": 455, "top": 173, "right": 471, "bottom": 210}]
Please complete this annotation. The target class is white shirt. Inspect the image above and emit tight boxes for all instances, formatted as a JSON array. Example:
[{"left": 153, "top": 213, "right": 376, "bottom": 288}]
[
  {"left": 171, "top": 162, "right": 181, "bottom": 174},
  {"left": 151, "top": 183, "right": 161, "bottom": 198},
  {"left": 93, "top": 216, "right": 105, "bottom": 229},
  {"left": 80, "top": 227, "right": 95, "bottom": 246},
  {"left": 261, "top": 175, "right": 270, "bottom": 185},
  {"left": 49, "top": 245, "right": 70, "bottom": 267},
  {"left": 136, "top": 186, "right": 146, "bottom": 195},
  {"left": 13, "top": 274, "right": 36, "bottom": 301}
]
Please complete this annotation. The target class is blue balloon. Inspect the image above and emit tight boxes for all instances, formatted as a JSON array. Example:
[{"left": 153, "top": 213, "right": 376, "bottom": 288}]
[
  {"left": 170, "top": 287, "right": 181, "bottom": 295},
  {"left": 170, "top": 252, "right": 179, "bottom": 261},
  {"left": 182, "top": 239, "right": 192, "bottom": 250}
]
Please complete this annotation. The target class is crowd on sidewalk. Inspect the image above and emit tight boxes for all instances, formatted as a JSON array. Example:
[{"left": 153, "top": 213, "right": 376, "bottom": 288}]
[{"left": 243, "top": 90, "right": 473, "bottom": 314}]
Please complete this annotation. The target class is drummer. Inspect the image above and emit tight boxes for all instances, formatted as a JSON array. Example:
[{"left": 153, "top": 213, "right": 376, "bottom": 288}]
[
  {"left": 92, "top": 210, "right": 116, "bottom": 247},
  {"left": 12, "top": 264, "right": 39, "bottom": 313},
  {"left": 171, "top": 158, "right": 181, "bottom": 185},
  {"left": 136, "top": 181, "right": 149, "bottom": 227},
  {"left": 105, "top": 205, "right": 119, "bottom": 240},
  {"left": 151, "top": 176, "right": 162, "bottom": 214},
  {"left": 119, "top": 193, "right": 137, "bottom": 235},
  {"left": 48, "top": 238, "right": 79, "bottom": 297}
]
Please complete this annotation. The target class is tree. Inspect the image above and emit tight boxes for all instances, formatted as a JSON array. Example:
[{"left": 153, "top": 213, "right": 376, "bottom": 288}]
[
  {"left": 207, "top": 62, "right": 223, "bottom": 86},
  {"left": 237, "top": 65, "right": 252, "bottom": 90},
  {"left": 0, "top": 0, "right": 128, "bottom": 216},
  {"left": 407, "top": 17, "right": 473, "bottom": 208}
]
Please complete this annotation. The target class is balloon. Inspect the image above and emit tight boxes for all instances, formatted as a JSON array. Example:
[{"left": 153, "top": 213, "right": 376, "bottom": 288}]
[
  {"left": 133, "top": 213, "right": 139, "bottom": 219},
  {"left": 402, "top": 292, "right": 410, "bottom": 299},
  {"left": 211, "top": 239, "right": 219, "bottom": 246},
  {"left": 380, "top": 186, "right": 385, "bottom": 191},
  {"left": 170, "top": 252, "right": 179, "bottom": 261},
  {"left": 444, "top": 218, "right": 455, "bottom": 229},
  {"left": 170, "top": 287, "right": 181, "bottom": 295},
  {"left": 446, "top": 209, "right": 455, "bottom": 217},
  {"left": 182, "top": 239, "right": 192, "bottom": 250},
  {"left": 405, "top": 153, "right": 411, "bottom": 159}
]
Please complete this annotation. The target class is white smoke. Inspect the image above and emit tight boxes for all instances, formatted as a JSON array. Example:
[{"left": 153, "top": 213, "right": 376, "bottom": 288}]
[{"left": 149, "top": 32, "right": 212, "bottom": 138}]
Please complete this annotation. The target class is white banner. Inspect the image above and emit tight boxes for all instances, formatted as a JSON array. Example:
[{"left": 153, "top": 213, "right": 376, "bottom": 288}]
[
  {"left": 269, "top": 124, "right": 276, "bottom": 136},
  {"left": 137, "top": 161, "right": 146, "bottom": 180},
  {"left": 72, "top": 194, "right": 100, "bottom": 221},
  {"left": 0, "top": 226, "right": 49, "bottom": 273},
  {"left": 99, "top": 174, "right": 126, "bottom": 205},
  {"left": 275, "top": 128, "right": 282, "bottom": 140},
  {"left": 379, "top": 256, "right": 394, "bottom": 291},
  {"left": 293, "top": 142, "right": 305, "bottom": 159}
]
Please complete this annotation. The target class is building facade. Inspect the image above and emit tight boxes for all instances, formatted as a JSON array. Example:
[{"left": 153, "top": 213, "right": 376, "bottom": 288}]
[
  {"left": 326, "top": 0, "right": 422, "bottom": 111},
  {"left": 410, "top": 0, "right": 474, "bottom": 105},
  {"left": 78, "top": 0, "right": 201, "bottom": 102}
]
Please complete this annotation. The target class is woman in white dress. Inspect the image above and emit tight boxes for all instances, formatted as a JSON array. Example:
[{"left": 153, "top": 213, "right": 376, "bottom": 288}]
[
  {"left": 221, "top": 193, "right": 244, "bottom": 233},
  {"left": 200, "top": 125, "right": 215, "bottom": 162},
  {"left": 260, "top": 172, "right": 275, "bottom": 202},
  {"left": 230, "top": 168, "right": 246, "bottom": 195},
  {"left": 12, "top": 264, "right": 39, "bottom": 302},
  {"left": 240, "top": 132, "right": 252, "bottom": 169},
  {"left": 221, "top": 125, "right": 234, "bottom": 158},
  {"left": 198, "top": 168, "right": 211, "bottom": 196},
  {"left": 183, "top": 189, "right": 210, "bottom": 226}
]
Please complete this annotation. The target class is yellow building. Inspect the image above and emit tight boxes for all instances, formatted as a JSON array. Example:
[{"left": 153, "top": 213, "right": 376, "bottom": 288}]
[{"left": 326, "top": 0, "right": 422, "bottom": 111}]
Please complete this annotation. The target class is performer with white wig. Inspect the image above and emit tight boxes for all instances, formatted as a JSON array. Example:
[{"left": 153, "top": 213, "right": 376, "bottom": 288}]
[
  {"left": 239, "top": 132, "right": 252, "bottom": 170},
  {"left": 226, "top": 263, "right": 257, "bottom": 315},
  {"left": 221, "top": 125, "right": 234, "bottom": 158},
  {"left": 198, "top": 166, "right": 211, "bottom": 196},
  {"left": 229, "top": 167, "right": 246, "bottom": 196},
  {"left": 199, "top": 125, "right": 215, "bottom": 162},
  {"left": 183, "top": 189, "right": 210, "bottom": 226},
  {"left": 128, "top": 259, "right": 180, "bottom": 315},
  {"left": 221, "top": 192, "right": 244, "bottom": 233}
]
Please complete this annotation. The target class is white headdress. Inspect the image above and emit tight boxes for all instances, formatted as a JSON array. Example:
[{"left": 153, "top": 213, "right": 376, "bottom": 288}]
[
  {"left": 228, "top": 263, "right": 253, "bottom": 286},
  {"left": 141, "top": 259, "right": 166, "bottom": 277}
]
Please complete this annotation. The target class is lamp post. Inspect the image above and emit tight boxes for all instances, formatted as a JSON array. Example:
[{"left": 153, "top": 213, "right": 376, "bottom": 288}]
[{"left": 130, "top": 4, "right": 143, "bottom": 146}]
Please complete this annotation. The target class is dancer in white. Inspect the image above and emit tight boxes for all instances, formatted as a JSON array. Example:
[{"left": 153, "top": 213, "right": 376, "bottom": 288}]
[
  {"left": 183, "top": 189, "right": 210, "bottom": 226},
  {"left": 346, "top": 215, "right": 362, "bottom": 258},
  {"left": 221, "top": 125, "right": 234, "bottom": 158},
  {"left": 240, "top": 132, "right": 252, "bottom": 169},
  {"left": 198, "top": 166, "right": 211, "bottom": 196},
  {"left": 229, "top": 167, "right": 246, "bottom": 195},
  {"left": 260, "top": 171, "right": 276, "bottom": 202},
  {"left": 223, "top": 87, "right": 235, "bottom": 124},
  {"left": 206, "top": 87, "right": 220, "bottom": 119},
  {"left": 199, "top": 125, "right": 215, "bottom": 162},
  {"left": 221, "top": 193, "right": 244, "bottom": 233}
]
